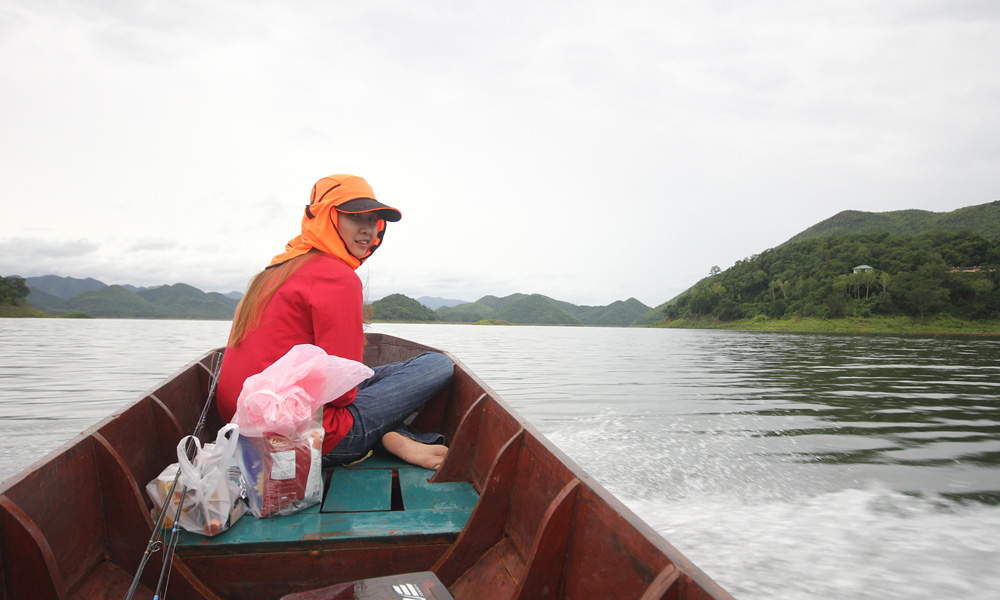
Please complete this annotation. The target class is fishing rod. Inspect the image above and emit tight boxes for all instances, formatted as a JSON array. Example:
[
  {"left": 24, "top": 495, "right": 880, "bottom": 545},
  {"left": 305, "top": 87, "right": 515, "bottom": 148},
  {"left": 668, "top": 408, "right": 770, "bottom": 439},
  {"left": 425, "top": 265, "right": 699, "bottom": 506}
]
[
  {"left": 124, "top": 350, "right": 224, "bottom": 600},
  {"left": 153, "top": 480, "right": 189, "bottom": 599}
]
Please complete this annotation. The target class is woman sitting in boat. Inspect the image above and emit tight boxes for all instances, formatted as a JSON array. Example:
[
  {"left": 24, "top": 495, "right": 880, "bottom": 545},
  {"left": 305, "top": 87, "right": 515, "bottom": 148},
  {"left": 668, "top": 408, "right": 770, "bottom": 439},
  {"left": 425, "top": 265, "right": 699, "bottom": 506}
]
[{"left": 216, "top": 174, "right": 452, "bottom": 470}]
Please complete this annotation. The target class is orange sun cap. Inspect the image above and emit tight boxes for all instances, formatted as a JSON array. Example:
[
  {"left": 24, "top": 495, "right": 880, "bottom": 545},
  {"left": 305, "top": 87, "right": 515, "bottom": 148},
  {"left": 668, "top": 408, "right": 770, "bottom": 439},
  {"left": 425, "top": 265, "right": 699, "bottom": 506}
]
[
  {"left": 267, "top": 174, "right": 402, "bottom": 269},
  {"left": 334, "top": 197, "right": 402, "bottom": 222},
  {"left": 309, "top": 175, "right": 402, "bottom": 222}
]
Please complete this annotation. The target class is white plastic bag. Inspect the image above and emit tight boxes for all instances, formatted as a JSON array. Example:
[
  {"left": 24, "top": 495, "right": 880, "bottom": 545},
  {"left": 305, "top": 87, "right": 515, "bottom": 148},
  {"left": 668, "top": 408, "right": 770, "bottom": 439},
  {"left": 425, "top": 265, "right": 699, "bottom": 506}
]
[
  {"left": 146, "top": 423, "right": 247, "bottom": 536},
  {"left": 231, "top": 344, "right": 373, "bottom": 518}
]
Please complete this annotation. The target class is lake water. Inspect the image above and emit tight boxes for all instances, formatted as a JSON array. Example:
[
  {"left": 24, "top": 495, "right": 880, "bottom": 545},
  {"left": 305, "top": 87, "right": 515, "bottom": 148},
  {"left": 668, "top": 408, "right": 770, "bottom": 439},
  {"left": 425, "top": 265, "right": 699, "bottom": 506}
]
[{"left": 1, "top": 319, "right": 998, "bottom": 600}]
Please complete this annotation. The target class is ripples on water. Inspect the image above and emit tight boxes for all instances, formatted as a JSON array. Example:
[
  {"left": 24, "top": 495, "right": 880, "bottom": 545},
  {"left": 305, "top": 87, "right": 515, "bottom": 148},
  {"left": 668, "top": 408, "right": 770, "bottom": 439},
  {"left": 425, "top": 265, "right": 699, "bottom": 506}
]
[
  {"left": 0, "top": 319, "right": 232, "bottom": 479},
  {"left": 1, "top": 320, "right": 998, "bottom": 600},
  {"left": 373, "top": 325, "right": 1000, "bottom": 600}
]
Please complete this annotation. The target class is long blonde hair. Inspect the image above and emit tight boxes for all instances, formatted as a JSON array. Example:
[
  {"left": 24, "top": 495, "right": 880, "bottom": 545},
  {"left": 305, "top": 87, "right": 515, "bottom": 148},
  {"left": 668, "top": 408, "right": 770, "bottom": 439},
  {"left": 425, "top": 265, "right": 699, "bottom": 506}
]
[{"left": 228, "top": 253, "right": 318, "bottom": 348}]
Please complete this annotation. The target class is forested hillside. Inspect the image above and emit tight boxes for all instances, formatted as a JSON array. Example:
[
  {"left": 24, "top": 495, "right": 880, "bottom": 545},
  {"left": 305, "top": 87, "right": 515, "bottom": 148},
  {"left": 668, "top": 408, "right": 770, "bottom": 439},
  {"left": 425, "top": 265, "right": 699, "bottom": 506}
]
[
  {"left": 0, "top": 276, "right": 50, "bottom": 317},
  {"left": 787, "top": 200, "right": 1000, "bottom": 243},
  {"left": 660, "top": 231, "right": 1000, "bottom": 323},
  {"left": 0, "top": 276, "right": 29, "bottom": 305}
]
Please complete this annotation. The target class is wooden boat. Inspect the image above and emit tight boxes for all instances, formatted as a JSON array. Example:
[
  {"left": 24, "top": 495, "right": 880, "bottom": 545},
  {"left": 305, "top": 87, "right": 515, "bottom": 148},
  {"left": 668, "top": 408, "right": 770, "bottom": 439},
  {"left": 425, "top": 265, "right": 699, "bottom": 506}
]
[{"left": 0, "top": 333, "right": 734, "bottom": 599}]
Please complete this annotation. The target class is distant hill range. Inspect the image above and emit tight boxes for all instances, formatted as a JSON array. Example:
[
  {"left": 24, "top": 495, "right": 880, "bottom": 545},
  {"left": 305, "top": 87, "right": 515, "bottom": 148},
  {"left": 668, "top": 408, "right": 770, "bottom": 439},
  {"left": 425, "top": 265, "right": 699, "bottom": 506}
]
[
  {"left": 25, "top": 276, "right": 241, "bottom": 320},
  {"left": 19, "top": 275, "right": 650, "bottom": 326},
  {"left": 384, "top": 292, "right": 653, "bottom": 327},
  {"left": 786, "top": 200, "right": 1000, "bottom": 243}
]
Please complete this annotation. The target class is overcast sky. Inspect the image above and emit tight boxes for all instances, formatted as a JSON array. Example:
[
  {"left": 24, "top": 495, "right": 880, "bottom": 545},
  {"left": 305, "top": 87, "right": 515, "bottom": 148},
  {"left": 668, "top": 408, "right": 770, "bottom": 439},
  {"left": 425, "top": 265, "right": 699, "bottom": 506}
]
[{"left": 2, "top": 1, "right": 998, "bottom": 307}]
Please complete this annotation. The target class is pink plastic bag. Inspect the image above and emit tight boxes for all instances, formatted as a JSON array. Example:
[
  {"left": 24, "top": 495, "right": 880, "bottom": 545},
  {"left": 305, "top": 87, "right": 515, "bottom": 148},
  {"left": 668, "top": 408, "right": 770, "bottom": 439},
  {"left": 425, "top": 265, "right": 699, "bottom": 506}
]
[
  {"left": 232, "top": 344, "right": 374, "bottom": 438},
  {"left": 231, "top": 344, "right": 373, "bottom": 517}
]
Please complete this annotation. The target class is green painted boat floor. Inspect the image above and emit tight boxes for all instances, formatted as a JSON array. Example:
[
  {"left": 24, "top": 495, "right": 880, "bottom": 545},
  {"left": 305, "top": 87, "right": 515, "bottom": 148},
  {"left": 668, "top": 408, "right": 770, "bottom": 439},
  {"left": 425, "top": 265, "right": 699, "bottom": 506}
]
[{"left": 177, "top": 451, "right": 477, "bottom": 548}]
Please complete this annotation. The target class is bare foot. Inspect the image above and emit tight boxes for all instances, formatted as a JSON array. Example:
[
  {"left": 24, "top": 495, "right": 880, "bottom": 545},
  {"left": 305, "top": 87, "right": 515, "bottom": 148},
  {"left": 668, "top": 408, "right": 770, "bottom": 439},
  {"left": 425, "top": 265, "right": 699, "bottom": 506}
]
[{"left": 382, "top": 432, "right": 448, "bottom": 470}]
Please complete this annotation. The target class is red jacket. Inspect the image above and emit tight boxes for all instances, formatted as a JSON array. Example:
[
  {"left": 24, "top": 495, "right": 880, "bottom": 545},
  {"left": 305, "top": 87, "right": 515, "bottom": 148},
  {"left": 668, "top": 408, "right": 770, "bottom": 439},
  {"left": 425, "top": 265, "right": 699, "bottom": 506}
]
[{"left": 217, "top": 253, "right": 364, "bottom": 455}]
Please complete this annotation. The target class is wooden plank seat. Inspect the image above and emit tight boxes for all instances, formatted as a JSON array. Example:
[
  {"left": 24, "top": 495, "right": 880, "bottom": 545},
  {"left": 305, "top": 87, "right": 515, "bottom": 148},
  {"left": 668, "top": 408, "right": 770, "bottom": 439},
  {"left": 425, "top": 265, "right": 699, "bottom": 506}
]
[{"left": 174, "top": 451, "right": 478, "bottom": 552}]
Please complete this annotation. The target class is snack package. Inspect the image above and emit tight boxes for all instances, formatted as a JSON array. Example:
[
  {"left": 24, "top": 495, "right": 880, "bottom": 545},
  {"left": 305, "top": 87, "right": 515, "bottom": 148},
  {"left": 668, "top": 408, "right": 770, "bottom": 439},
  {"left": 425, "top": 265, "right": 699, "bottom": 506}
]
[
  {"left": 231, "top": 344, "right": 373, "bottom": 518},
  {"left": 146, "top": 423, "right": 247, "bottom": 536},
  {"left": 237, "top": 421, "right": 324, "bottom": 518}
]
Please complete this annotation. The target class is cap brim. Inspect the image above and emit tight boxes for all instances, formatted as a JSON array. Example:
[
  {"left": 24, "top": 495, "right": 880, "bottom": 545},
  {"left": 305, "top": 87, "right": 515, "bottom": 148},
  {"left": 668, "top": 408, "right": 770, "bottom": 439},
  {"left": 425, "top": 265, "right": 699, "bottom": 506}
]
[{"left": 336, "top": 197, "right": 402, "bottom": 222}]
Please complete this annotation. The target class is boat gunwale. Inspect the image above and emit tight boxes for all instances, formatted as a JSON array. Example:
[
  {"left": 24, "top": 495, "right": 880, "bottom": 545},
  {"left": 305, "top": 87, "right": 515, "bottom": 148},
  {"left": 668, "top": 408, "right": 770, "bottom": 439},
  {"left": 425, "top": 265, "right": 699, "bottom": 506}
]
[
  {"left": 0, "top": 349, "right": 219, "bottom": 494},
  {"left": 0, "top": 333, "right": 734, "bottom": 600}
]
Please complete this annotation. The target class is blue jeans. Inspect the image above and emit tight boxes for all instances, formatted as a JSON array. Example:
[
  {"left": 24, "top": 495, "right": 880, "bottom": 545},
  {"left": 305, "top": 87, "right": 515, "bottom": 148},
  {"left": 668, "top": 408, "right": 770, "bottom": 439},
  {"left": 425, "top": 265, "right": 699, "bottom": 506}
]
[{"left": 322, "top": 351, "right": 453, "bottom": 467}]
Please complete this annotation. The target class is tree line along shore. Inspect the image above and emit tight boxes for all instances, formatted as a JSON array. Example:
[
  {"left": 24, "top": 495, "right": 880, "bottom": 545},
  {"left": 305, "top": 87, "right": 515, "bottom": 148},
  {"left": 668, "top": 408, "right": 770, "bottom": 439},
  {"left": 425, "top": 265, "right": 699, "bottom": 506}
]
[{"left": 655, "top": 230, "right": 1000, "bottom": 334}]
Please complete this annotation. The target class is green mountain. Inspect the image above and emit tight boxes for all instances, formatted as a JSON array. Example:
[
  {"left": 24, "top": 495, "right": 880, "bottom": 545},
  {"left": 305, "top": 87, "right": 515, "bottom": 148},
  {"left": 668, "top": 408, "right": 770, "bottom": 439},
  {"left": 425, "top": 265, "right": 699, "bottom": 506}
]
[
  {"left": 658, "top": 230, "right": 1000, "bottom": 323},
  {"left": 787, "top": 200, "right": 1000, "bottom": 243},
  {"left": 207, "top": 292, "right": 241, "bottom": 310},
  {"left": 434, "top": 294, "right": 532, "bottom": 323},
  {"left": 370, "top": 294, "right": 439, "bottom": 321},
  {"left": 586, "top": 298, "right": 653, "bottom": 327},
  {"left": 135, "top": 283, "right": 237, "bottom": 319},
  {"left": 19, "top": 276, "right": 238, "bottom": 319},
  {"left": 494, "top": 294, "right": 582, "bottom": 325},
  {"left": 643, "top": 200, "right": 1000, "bottom": 326},
  {"left": 23, "top": 275, "right": 106, "bottom": 299},
  {"left": 123, "top": 284, "right": 163, "bottom": 293},
  {"left": 66, "top": 285, "right": 170, "bottom": 318},
  {"left": 476, "top": 294, "right": 528, "bottom": 311},
  {"left": 549, "top": 299, "right": 602, "bottom": 321},
  {"left": 434, "top": 301, "right": 495, "bottom": 322},
  {"left": 25, "top": 287, "right": 69, "bottom": 313},
  {"left": 435, "top": 293, "right": 650, "bottom": 326},
  {"left": 547, "top": 297, "right": 653, "bottom": 326}
]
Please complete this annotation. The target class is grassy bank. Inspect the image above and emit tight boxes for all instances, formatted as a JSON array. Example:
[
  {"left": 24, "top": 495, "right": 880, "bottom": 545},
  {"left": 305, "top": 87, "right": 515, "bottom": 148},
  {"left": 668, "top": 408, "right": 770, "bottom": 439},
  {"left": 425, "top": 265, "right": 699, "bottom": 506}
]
[
  {"left": 650, "top": 315, "right": 1000, "bottom": 335},
  {"left": 0, "top": 305, "right": 93, "bottom": 318},
  {"left": 0, "top": 304, "right": 52, "bottom": 318}
]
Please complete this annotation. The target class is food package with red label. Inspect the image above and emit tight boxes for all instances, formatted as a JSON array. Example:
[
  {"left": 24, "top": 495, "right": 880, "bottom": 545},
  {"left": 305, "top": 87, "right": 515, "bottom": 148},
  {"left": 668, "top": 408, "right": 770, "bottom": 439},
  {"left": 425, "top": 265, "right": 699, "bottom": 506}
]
[{"left": 237, "top": 422, "right": 324, "bottom": 518}]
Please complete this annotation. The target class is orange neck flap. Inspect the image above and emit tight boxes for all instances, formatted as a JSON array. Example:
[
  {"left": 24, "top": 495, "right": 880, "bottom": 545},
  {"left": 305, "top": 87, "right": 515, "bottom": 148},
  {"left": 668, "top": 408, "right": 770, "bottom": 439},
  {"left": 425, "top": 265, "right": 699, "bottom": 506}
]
[{"left": 268, "top": 175, "right": 387, "bottom": 270}]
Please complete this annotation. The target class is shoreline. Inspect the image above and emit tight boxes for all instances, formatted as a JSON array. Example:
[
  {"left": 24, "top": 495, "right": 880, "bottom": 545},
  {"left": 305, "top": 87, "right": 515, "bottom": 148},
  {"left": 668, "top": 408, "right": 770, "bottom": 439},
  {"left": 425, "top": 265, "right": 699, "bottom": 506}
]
[
  {"left": 648, "top": 315, "right": 1000, "bottom": 335},
  {"left": 5, "top": 306, "right": 1000, "bottom": 336}
]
